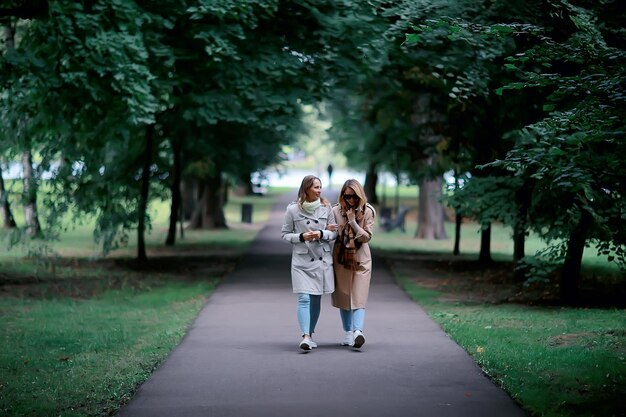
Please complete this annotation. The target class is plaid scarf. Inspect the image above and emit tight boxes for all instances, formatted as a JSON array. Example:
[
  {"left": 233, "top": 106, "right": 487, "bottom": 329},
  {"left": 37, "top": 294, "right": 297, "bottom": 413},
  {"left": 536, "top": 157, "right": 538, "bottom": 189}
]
[{"left": 334, "top": 208, "right": 364, "bottom": 270}]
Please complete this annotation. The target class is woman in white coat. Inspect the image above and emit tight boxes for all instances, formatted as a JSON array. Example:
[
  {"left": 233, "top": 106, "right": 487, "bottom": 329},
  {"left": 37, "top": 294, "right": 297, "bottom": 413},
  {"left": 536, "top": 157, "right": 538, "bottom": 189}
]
[{"left": 281, "top": 175, "right": 337, "bottom": 351}]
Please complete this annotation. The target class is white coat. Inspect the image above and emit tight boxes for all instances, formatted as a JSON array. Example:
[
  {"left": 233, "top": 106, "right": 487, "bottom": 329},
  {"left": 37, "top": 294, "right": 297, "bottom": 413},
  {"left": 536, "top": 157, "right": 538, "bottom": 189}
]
[{"left": 281, "top": 202, "right": 338, "bottom": 295}]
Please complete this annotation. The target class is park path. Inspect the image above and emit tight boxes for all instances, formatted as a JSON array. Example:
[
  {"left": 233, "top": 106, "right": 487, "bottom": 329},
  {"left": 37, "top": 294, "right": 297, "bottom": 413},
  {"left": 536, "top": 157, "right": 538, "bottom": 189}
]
[{"left": 117, "top": 191, "right": 527, "bottom": 417}]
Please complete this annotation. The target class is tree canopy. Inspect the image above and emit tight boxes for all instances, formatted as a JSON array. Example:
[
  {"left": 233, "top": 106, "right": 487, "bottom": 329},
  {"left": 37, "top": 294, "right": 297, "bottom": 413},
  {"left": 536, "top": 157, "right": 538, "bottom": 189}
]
[{"left": 1, "top": 0, "right": 623, "bottom": 301}]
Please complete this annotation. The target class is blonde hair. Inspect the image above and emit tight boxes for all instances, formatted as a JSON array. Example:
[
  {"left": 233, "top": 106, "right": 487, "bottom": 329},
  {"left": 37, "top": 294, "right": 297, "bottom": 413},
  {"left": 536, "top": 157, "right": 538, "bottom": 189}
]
[
  {"left": 297, "top": 175, "right": 330, "bottom": 207},
  {"left": 339, "top": 179, "right": 367, "bottom": 212}
]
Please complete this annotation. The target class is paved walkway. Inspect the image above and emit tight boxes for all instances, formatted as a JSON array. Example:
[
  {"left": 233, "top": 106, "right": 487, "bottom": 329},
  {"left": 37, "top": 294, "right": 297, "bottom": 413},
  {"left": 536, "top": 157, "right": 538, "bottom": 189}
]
[{"left": 117, "top": 192, "right": 527, "bottom": 417}]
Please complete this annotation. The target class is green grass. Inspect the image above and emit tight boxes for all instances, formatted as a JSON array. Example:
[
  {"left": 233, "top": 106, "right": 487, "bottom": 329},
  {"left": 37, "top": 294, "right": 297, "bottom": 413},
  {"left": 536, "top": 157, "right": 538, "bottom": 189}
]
[
  {"left": 1, "top": 280, "right": 214, "bottom": 417},
  {"left": 0, "top": 188, "right": 284, "bottom": 416},
  {"left": 373, "top": 185, "right": 625, "bottom": 416},
  {"left": 2, "top": 184, "right": 624, "bottom": 417},
  {"left": 0, "top": 188, "right": 281, "bottom": 260},
  {"left": 397, "top": 277, "right": 626, "bottom": 417}
]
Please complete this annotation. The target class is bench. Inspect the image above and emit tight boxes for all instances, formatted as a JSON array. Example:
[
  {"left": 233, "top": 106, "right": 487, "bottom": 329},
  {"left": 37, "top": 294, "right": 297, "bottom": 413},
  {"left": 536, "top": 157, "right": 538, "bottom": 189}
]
[{"left": 379, "top": 206, "right": 409, "bottom": 233}]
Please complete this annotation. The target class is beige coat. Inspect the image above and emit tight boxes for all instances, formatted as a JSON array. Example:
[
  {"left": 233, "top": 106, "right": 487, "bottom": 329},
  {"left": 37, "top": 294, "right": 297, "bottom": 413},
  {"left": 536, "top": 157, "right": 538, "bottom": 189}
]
[{"left": 331, "top": 203, "right": 375, "bottom": 309}]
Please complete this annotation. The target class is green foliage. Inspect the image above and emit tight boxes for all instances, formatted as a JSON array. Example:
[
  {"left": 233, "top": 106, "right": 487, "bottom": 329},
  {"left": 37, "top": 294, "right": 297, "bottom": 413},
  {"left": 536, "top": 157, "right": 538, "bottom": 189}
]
[
  {"left": 404, "top": 0, "right": 626, "bottom": 281},
  {"left": 1, "top": 0, "right": 377, "bottom": 255},
  {"left": 484, "top": 1, "right": 626, "bottom": 270},
  {"left": 515, "top": 251, "right": 563, "bottom": 285},
  {"left": 445, "top": 174, "right": 521, "bottom": 227}
]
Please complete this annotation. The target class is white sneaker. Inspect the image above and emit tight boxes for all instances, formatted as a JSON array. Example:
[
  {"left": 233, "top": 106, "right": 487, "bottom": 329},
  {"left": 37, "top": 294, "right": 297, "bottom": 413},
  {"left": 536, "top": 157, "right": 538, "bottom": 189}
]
[
  {"left": 309, "top": 338, "right": 318, "bottom": 349},
  {"left": 353, "top": 330, "right": 365, "bottom": 348},
  {"left": 299, "top": 337, "right": 312, "bottom": 351},
  {"left": 341, "top": 331, "right": 354, "bottom": 346}
]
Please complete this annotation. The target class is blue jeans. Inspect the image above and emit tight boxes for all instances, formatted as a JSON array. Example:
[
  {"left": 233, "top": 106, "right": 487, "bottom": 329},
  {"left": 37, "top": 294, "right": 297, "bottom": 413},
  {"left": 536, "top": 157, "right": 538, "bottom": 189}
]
[
  {"left": 340, "top": 308, "right": 365, "bottom": 332},
  {"left": 297, "top": 293, "right": 321, "bottom": 336}
]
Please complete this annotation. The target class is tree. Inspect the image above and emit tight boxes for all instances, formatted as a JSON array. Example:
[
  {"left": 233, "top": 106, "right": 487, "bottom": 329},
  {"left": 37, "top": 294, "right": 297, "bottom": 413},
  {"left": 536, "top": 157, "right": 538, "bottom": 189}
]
[
  {"left": 412, "top": 0, "right": 625, "bottom": 299},
  {"left": 0, "top": 23, "right": 17, "bottom": 229},
  {"left": 0, "top": 163, "right": 17, "bottom": 228},
  {"left": 1, "top": 0, "right": 387, "bottom": 259},
  {"left": 1, "top": 18, "right": 45, "bottom": 238}
]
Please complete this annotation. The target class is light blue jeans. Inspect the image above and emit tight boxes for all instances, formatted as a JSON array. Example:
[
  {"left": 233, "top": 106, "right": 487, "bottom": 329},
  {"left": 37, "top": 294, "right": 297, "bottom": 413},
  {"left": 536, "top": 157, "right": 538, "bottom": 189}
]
[
  {"left": 340, "top": 308, "right": 365, "bottom": 332},
  {"left": 297, "top": 293, "right": 321, "bottom": 336}
]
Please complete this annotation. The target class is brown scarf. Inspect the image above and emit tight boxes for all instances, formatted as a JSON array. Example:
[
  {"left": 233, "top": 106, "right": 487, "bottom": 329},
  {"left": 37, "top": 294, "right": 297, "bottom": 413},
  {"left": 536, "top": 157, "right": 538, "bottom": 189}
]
[{"left": 334, "top": 208, "right": 364, "bottom": 270}]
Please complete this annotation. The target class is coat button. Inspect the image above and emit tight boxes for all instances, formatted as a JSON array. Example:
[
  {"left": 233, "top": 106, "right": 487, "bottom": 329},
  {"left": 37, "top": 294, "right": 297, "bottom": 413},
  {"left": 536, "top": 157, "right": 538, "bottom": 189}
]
[
  {"left": 314, "top": 220, "right": 319, "bottom": 223},
  {"left": 310, "top": 258, "right": 314, "bottom": 262},
  {"left": 319, "top": 257, "right": 322, "bottom": 260},
  {"left": 307, "top": 221, "right": 310, "bottom": 224}
]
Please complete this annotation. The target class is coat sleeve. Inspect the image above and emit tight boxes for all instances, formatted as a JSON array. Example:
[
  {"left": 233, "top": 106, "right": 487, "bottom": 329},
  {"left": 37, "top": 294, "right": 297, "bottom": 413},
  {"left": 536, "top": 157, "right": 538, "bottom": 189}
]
[
  {"left": 353, "top": 205, "right": 375, "bottom": 243},
  {"left": 320, "top": 207, "right": 338, "bottom": 241},
  {"left": 281, "top": 205, "right": 301, "bottom": 244}
]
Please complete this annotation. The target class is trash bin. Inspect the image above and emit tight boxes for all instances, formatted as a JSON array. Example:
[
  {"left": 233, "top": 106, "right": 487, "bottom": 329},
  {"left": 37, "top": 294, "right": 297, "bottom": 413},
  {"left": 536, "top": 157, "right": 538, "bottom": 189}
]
[{"left": 241, "top": 203, "right": 253, "bottom": 223}]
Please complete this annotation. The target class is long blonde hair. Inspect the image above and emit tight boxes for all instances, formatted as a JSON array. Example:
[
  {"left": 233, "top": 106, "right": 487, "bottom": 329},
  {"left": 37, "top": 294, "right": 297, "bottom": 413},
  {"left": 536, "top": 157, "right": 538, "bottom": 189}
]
[
  {"left": 338, "top": 179, "right": 367, "bottom": 213},
  {"left": 297, "top": 175, "right": 330, "bottom": 207}
]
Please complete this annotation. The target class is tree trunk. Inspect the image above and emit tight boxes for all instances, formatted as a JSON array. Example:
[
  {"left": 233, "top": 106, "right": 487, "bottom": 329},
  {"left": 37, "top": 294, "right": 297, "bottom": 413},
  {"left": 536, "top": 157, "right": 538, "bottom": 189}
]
[
  {"left": 180, "top": 178, "right": 195, "bottom": 221},
  {"left": 513, "top": 186, "right": 530, "bottom": 281},
  {"left": 209, "top": 173, "right": 228, "bottom": 229},
  {"left": 165, "top": 137, "right": 182, "bottom": 246},
  {"left": 22, "top": 149, "right": 41, "bottom": 237},
  {"left": 222, "top": 176, "right": 229, "bottom": 207},
  {"left": 188, "top": 182, "right": 204, "bottom": 229},
  {"left": 415, "top": 177, "right": 447, "bottom": 239},
  {"left": 12, "top": 22, "right": 39, "bottom": 237},
  {"left": 240, "top": 172, "right": 254, "bottom": 196},
  {"left": 1, "top": 27, "right": 18, "bottom": 229},
  {"left": 137, "top": 124, "right": 154, "bottom": 261},
  {"left": 479, "top": 223, "right": 493, "bottom": 264},
  {"left": 560, "top": 209, "right": 592, "bottom": 303},
  {"left": 513, "top": 228, "right": 526, "bottom": 280},
  {"left": 178, "top": 203, "right": 185, "bottom": 240},
  {"left": 0, "top": 163, "right": 17, "bottom": 228},
  {"left": 453, "top": 213, "right": 462, "bottom": 255},
  {"left": 394, "top": 173, "right": 400, "bottom": 216},
  {"left": 452, "top": 170, "right": 461, "bottom": 255},
  {"left": 363, "top": 163, "right": 378, "bottom": 204},
  {"left": 513, "top": 228, "right": 526, "bottom": 265},
  {"left": 189, "top": 173, "right": 228, "bottom": 230}
]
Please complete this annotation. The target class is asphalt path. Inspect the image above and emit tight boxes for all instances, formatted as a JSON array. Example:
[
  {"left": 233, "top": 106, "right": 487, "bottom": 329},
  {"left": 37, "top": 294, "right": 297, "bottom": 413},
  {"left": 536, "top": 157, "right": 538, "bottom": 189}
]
[{"left": 117, "top": 191, "right": 527, "bottom": 417}]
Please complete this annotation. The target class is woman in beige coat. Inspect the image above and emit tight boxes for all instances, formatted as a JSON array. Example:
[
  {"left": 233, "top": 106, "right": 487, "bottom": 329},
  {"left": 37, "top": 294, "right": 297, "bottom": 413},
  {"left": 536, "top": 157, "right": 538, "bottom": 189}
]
[{"left": 329, "top": 179, "right": 375, "bottom": 348}]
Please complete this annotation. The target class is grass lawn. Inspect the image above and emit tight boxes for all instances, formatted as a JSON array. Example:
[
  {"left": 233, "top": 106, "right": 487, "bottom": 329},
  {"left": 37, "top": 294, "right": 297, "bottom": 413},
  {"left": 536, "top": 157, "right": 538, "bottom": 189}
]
[
  {"left": 1, "top": 279, "right": 215, "bottom": 416},
  {"left": 0, "top": 188, "right": 282, "bottom": 416},
  {"left": 394, "top": 270, "right": 625, "bottom": 417},
  {"left": 1, "top": 188, "right": 279, "bottom": 260},
  {"left": 1, "top": 184, "right": 624, "bottom": 417},
  {"left": 371, "top": 185, "right": 625, "bottom": 417}
]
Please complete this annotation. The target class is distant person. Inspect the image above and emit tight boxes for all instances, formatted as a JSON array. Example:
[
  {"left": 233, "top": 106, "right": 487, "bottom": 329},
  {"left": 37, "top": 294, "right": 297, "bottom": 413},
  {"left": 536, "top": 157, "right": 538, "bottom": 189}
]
[
  {"left": 326, "top": 163, "right": 333, "bottom": 188},
  {"left": 327, "top": 179, "right": 375, "bottom": 348},
  {"left": 281, "top": 175, "right": 338, "bottom": 351}
]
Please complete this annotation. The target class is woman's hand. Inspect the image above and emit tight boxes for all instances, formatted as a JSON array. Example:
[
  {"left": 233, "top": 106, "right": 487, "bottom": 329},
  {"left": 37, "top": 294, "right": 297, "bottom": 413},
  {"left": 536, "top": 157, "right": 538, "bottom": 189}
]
[
  {"left": 326, "top": 223, "right": 339, "bottom": 232},
  {"left": 302, "top": 231, "right": 321, "bottom": 241},
  {"left": 346, "top": 208, "right": 356, "bottom": 222}
]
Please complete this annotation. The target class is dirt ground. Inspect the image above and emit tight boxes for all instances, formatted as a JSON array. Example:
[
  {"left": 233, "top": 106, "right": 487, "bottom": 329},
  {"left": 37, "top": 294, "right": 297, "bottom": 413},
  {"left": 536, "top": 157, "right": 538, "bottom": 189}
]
[
  {"left": 380, "top": 252, "right": 626, "bottom": 308},
  {"left": 0, "top": 248, "right": 241, "bottom": 299},
  {"left": 2, "top": 248, "right": 625, "bottom": 308}
]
